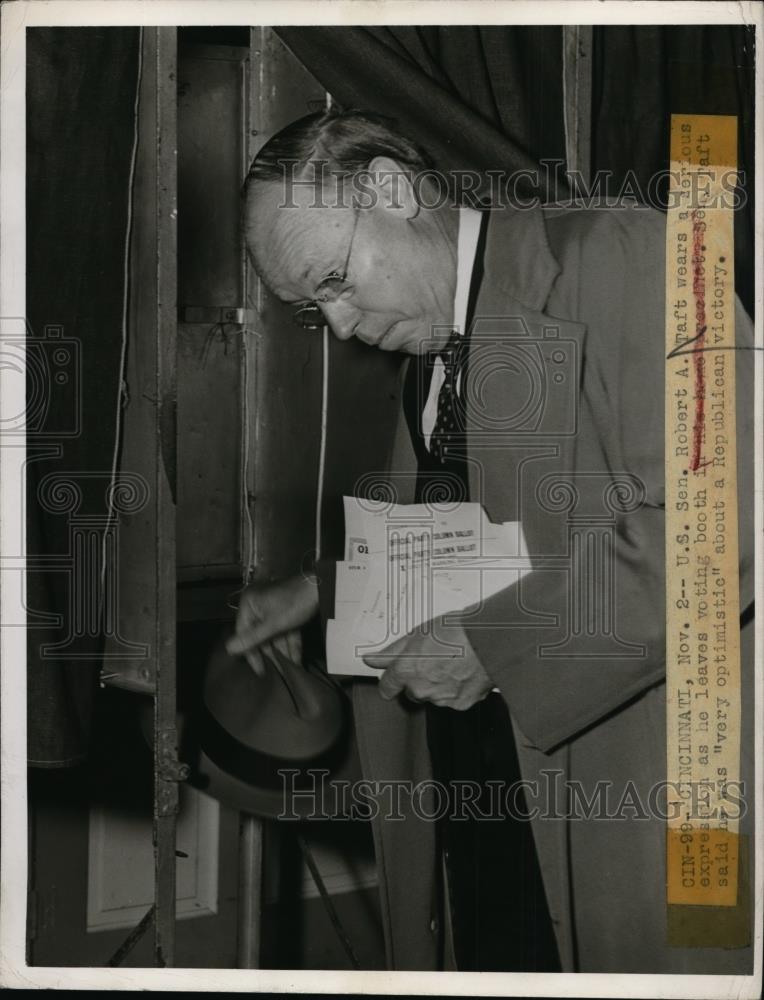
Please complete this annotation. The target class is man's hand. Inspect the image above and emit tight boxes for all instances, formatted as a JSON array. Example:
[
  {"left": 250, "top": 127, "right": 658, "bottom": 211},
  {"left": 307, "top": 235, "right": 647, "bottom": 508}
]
[
  {"left": 226, "top": 573, "right": 319, "bottom": 676},
  {"left": 362, "top": 617, "right": 494, "bottom": 710}
]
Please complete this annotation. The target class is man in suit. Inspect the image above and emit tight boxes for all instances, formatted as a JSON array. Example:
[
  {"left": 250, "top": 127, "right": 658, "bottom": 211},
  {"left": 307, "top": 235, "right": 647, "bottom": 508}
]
[{"left": 232, "top": 109, "right": 755, "bottom": 973}]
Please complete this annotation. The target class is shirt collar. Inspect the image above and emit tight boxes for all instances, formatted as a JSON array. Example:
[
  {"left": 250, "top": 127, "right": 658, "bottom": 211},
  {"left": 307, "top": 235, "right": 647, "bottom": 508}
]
[{"left": 452, "top": 206, "right": 483, "bottom": 336}]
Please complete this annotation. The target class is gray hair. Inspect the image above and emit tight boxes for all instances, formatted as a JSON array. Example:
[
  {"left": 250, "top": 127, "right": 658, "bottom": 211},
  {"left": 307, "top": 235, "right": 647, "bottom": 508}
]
[{"left": 244, "top": 108, "right": 433, "bottom": 193}]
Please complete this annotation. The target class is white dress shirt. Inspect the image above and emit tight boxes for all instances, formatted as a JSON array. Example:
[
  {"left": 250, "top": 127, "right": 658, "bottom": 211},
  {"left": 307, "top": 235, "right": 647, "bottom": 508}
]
[{"left": 421, "top": 207, "right": 483, "bottom": 450}]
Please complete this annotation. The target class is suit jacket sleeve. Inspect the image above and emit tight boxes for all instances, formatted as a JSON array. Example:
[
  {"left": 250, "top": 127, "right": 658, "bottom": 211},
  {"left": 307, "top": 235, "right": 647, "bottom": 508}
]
[
  {"left": 457, "top": 496, "right": 667, "bottom": 754},
  {"left": 456, "top": 211, "right": 755, "bottom": 755}
]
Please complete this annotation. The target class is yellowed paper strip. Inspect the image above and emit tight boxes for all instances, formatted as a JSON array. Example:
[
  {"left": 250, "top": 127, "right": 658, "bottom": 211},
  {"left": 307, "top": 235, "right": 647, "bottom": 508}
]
[{"left": 665, "top": 114, "right": 740, "bottom": 908}]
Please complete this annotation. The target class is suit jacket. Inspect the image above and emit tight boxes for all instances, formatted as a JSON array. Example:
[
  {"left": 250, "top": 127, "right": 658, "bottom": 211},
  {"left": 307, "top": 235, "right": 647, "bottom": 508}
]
[{"left": 345, "top": 202, "right": 756, "bottom": 972}]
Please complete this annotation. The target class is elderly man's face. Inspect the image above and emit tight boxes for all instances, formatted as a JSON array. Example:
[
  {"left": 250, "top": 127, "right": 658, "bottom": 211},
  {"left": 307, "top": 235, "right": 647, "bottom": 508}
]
[{"left": 246, "top": 169, "right": 457, "bottom": 355}]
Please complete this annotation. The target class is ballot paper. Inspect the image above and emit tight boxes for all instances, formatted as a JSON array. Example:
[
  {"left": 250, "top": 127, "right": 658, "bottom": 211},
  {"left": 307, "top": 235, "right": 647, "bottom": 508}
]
[{"left": 326, "top": 497, "right": 533, "bottom": 678}]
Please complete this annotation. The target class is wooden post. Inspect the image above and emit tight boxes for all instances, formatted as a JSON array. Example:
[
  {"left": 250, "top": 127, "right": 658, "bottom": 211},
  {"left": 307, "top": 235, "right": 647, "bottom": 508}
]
[
  {"left": 562, "top": 25, "right": 593, "bottom": 185},
  {"left": 236, "top": 815, "right": 264, "bottom": 968},
  {"left": 151, "top": 26, "right": 181, "bottom": 968}
]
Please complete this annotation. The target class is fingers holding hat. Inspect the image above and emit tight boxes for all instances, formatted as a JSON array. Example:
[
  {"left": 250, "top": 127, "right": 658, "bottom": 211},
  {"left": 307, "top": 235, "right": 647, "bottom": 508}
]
[
  {"left": 270, "top": 629, "right": 303, "bottom": 666},
  {"left": 228, "top": 620, "right": 270, "bottom": 656},
  {"left": 244, "top": 646, "right": 266, "bottom": 678},
  {"left": 226, "top": 576, "right": 318, "bottom": 660}
]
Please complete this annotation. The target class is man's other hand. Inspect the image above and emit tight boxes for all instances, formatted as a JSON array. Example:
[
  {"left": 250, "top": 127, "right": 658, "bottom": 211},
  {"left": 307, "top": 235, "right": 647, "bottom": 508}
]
[
  {"left": 226, "top": 573, "right": 319, "bottom": 676},
  {"left": 362, "top": 618, "right": 494, "bottom": 710}
]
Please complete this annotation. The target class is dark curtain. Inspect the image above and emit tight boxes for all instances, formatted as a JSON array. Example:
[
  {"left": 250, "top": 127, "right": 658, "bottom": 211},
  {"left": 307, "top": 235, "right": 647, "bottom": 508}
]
[
  {"left": 592, "top": 25, "right": 756, "bottom": 315},
  {"left": 26, "top": 28, "right": 141, "bottom": 766},
  {"left": 275, "top": 25, "right": 755, "bottom": 313},
  {"left": 275, "top": 26, "right": 568, "bottom": 200}
]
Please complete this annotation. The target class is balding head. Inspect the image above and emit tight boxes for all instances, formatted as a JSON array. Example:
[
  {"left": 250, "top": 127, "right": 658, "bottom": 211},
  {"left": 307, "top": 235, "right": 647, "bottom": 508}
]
[{"left": 243, "top": 110, "right": 459, "bottom": 355}]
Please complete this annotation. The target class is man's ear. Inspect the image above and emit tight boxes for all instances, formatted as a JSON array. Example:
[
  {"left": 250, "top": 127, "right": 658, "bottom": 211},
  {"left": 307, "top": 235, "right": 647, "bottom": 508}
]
[{"left": 367, "top": 155, "right": 419, "bottom": 220}]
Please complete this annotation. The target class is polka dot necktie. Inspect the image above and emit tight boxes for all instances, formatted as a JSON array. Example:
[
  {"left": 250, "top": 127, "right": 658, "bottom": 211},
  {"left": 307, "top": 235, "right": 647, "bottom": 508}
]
[{"left": 429, "top": 329, "right": 467, "bottom": 464}]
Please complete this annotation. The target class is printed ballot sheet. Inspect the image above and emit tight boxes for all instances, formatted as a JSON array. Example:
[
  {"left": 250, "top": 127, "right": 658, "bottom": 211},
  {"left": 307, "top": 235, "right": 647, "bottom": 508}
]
[{"left": 327, "top": 497, "right": 532, "bottom": 677}]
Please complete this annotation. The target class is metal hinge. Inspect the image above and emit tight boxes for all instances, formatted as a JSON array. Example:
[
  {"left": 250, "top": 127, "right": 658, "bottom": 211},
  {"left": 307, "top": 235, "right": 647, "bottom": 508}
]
[{"left": 155, "top": 727, "right": 190, "bottom": 817}]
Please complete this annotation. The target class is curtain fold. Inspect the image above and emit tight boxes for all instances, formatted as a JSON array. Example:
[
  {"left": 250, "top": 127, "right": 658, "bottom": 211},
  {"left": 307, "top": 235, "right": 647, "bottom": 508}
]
[
  {"left": 591, "top": 24, "right": 755, "bottom": 315},
  {"left": 26, "top": 27, "right": 141, "bottom": 766},
  {"left": 274, "top": 26, "right": 568, "bottom": 200},
  {"left": 275, "top": 25, "right": 754, "bottom": 312}
]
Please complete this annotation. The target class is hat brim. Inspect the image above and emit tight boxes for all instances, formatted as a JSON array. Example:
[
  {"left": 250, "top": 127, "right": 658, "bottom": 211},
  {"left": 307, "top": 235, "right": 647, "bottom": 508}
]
[
  {"left": 191, "top": 708, "right": 361, "bottom": 820},
  {"left": 197, "top": 632, "right": 362, "bottom": 818}
]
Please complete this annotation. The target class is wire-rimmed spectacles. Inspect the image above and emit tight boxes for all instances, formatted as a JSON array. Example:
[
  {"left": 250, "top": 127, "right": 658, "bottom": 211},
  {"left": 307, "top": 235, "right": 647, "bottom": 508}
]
[{"left": 292, "top": 207, "right": 361, "bottom": 330}]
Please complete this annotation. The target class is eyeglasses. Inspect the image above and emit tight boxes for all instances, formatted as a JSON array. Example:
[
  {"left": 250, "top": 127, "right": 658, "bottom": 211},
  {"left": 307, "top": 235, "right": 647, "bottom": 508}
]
[{"left": 292, "top": 207, "right": 360, "bottom": 329}]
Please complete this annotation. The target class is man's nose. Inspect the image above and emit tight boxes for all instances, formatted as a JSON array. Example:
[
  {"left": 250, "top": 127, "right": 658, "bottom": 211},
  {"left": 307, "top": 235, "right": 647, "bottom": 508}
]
[{"left": 319, "top": 300, "right": 359, "bottom": 341}]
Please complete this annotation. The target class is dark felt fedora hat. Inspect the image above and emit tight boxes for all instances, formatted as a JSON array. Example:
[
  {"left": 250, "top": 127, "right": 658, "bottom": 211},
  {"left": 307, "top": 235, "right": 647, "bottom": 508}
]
[{"left": 195, "top": 632, "right": 362, "bottom": 819}]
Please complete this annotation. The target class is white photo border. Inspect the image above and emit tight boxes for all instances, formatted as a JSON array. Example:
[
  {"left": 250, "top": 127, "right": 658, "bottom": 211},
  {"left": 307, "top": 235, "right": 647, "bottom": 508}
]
[{"left": 1, "top": 2, "right": 761, "bottom": 996}]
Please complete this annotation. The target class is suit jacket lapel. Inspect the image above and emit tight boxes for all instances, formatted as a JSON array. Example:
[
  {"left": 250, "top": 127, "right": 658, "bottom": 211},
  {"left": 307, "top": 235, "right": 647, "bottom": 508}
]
[{"left": 464, "top": 208, "right": 587, "bottom": 565}]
